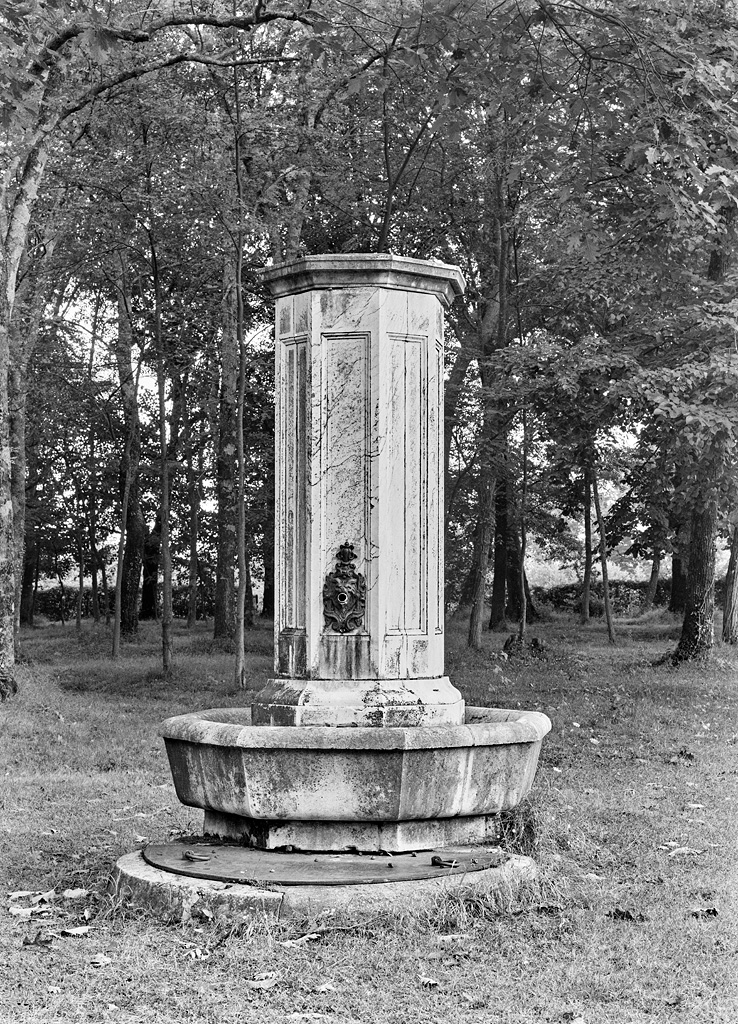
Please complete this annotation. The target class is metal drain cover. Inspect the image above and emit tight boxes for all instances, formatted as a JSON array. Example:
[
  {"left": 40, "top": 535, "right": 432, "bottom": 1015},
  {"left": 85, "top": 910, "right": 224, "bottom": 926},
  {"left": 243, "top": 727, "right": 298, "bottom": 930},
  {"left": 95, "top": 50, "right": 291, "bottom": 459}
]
[{"left": 143, "top": 840, "right": 510, "bottom": 886}]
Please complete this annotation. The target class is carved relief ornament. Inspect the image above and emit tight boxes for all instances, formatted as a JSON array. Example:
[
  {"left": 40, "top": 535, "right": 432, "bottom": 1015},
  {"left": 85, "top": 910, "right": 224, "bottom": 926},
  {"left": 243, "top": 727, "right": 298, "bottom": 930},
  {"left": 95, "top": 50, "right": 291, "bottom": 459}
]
[{"left": 323, "top": 542, "right": 366, "bottom": 634}]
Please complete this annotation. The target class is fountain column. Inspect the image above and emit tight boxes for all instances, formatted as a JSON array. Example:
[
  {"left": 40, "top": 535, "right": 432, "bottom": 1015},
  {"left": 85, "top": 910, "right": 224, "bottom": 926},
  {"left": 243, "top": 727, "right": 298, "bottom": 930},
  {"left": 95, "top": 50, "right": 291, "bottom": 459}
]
[{"left": 253, "top": 254, "right": 465, "bottom": 728}]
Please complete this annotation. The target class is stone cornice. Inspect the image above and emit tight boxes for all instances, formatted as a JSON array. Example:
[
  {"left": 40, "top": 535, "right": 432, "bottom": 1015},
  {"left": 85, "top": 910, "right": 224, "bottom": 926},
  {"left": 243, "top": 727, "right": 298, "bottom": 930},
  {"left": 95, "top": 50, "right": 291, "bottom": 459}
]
[{"left": 261, "top": 253, "right": 465, "bottom": 307}]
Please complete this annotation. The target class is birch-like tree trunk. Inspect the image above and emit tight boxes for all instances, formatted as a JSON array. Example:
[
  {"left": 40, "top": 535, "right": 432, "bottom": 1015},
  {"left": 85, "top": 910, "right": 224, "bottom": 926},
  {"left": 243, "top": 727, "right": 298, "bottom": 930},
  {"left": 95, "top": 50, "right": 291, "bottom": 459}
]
[
  {"left": 0, "top": 275, "right": 16, "bottom": 699},
  {"left": 184, "top": 397, "right": 202, "bottom": 628},
  {"left": 591, "top": 469, "right": 616, "bottom": 644},
  {"left": 722, "top": 526, "right": 738, "bottom": 644},
  {"left": 113, "top": 259, "right": 145, "bottom": 646},
  {"left": 213, "top": 258, "right": 239, "bottom": 641},
  {"left": 581, "top": 469, "right": 593, "bottom": 624}
]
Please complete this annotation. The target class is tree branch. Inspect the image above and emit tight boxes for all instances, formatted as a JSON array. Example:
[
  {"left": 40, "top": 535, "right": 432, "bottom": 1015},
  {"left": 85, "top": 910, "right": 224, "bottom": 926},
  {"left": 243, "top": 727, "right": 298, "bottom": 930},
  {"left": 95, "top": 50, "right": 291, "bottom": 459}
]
[{"left": 58, "top": 52, "right": 298, "bottom": 122}]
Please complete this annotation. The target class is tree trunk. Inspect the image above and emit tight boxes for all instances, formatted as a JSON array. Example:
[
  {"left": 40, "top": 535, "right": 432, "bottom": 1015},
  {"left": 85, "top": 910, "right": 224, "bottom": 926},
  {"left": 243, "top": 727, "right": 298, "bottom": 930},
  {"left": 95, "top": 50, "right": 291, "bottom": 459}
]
[
  {"left": 76, "top": 532, "right": 84, "bottom": 631},
  {"left": 19, "top": 423, "right": 40, "bottom": 627},
  {"left": 185, "top": 405, "right": 201, "bottom": 628},
  {"left": 591, "top": 469, "right": 616, "bottom": 644},
  {"left": 151, "top": 261, "right": 173, "bottom": 674},
  {"left": 516, "top": 406, "right": 530, "bottom": 643},
  {"left": 9, "top": 279, "right": 46, "bottom": 661},
  {"left": 506, "top": 526, "right": 523, "bottom": 622},
  {"left": 20, "top": 530, "right": 36, "bottom": 627},
  {"left": 113, "top": 259, "right": 145, "bottom": 645},
  {"left": 581, "top": 469, "right": 592, "bottom": 624},
  {"left": 672, "top": 501, "right": 717, "bottom": 663},
  {"left": 0, "top": 131, "right": 52, "bottom": 697},
  {"left": 722, "top": 526, "right": 738, "bottom": 644},
  {"left": 140, "top": 518, "right": 161, "bottom": 620},
  {"left": 642, "top": 551, "right": 661, "bottom": 613},
  {"left": 669, "top": 551, "right": 688, "bottom": 614},
  {"left": 101, "top": 559, "right": 110, "bottom": 627},
  {"left": 443, "top": 329, "right": 477, "bottom": 528},
  {"left": 457, "top": 512, "right": 483, "bottom": 609},
  {"left": 54, "top": 550, "right": 66, "bottom": 626},
  {"left": 468, "top": 476, "right": 495, "bottom": 649},
  {"left": 261, "top": 511, "right": 275, "bottom": 619},
  {"left": 87, "top": 294, "right": 101, "bottom": 625},
  {"left": 214, "top": 258, "right": 239, "bottom": 641},
  {"left": 88, "top": 526, "right": 100, "bottom": 624},
  {"left": 488, "top": 475, "right": 508, "bottom": 630},
  {"left": 0, "top": 278, "right": 17, "bottom": 698},
  {"left": 672, "top": 236, "right": 729, "bottom": 661},
  {"left": 505, "top": 527, "right": 538, "bottom": 624},
  {"left": 232, "top": 71, "right": 249, "bottom": 687},
  {"left": 9, "top": 360, "right": 28, "bottom": 658}
]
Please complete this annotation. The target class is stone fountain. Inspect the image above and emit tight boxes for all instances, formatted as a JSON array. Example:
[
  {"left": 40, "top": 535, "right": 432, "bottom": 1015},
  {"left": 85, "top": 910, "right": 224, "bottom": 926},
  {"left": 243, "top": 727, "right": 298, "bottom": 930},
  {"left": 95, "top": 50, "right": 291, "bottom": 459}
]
[{"left": 113, "top": 255, "right": 551, "bottom": 920}]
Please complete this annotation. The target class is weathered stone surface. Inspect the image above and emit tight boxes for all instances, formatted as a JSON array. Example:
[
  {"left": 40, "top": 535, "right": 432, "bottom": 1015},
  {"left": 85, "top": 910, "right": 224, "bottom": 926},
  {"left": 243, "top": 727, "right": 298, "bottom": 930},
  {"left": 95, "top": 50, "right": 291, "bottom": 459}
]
[
  {"left": 160, "top": 706, "right": 551, "bottom": 840},
  {"left": 258, "top": 253, "right": 466, "bottom": 726},
  {"left": 112, "top": 848, "right": 537, "bottom": 923},
  {"left": 203, "top": 809, "right": 505, "bottom": 852},
  {"left": 111, "top": 852, "right": 283, "bottom": 922},
  {"left": 251, "top": 675, "right": 464, "bottom": 727}
]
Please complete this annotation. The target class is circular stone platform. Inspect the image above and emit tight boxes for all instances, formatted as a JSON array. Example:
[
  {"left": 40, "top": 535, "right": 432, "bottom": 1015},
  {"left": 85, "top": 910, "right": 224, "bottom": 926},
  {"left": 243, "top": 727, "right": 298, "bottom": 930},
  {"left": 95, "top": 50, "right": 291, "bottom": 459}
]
[{"left": 112, "top": 845, "right": 537, "bottom": 922}]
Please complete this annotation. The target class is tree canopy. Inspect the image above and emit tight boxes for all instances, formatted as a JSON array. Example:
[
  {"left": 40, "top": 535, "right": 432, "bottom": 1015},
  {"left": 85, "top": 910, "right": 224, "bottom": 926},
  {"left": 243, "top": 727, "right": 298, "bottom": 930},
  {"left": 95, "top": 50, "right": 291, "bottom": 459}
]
[{"left": 2, "top": 0, "right": 737, "bottom": 694}]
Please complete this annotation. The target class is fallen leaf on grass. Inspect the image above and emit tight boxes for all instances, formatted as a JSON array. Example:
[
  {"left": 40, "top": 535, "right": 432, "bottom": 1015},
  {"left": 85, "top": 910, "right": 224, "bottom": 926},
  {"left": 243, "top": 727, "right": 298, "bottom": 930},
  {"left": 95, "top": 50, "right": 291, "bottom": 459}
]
[
  {"left": 47, "top": 986, "right": 61, "bottom": 994},
  {"left": 9, "top": 906, "right": 33, "bottom": 919},
  {"left": 61, "top": 888, "right": 89, "bottom": 900},
  {"left": 286, "top": 1015, "right": 329, "bottom": 1021},
  {"left": 61, "top": 926, "right": 91, "bottom": 937},
  {"left": 690, "top": 907, "right": 718, "bottom": 919},
  {"left": 244, "top": 973, "right": 278, "bottom": 990},
  {"left": 435, "top": 932, "right": 469, "bottom": 943},
  {"left": 9, "top": 906, "right": 48, "bottom": 919},
  {"left": 30, "top": 889, "right": 57, "bottom": 905},
  {"left": 279, "top": 932, "right": 320, "bottom": 948},
  {"left": 90, "top": 954, "right": 112, "bottom": 967},
  {"left": 607, "top": 908, "right": 648, "bottom": 923},
  {"left": 317, "top": 983, "right": 336, "bottom": 993},
  {"left": 419, "top": 975, "right": 440, "bottom": 988},
  {"left": 668, "top": 847, "right": 705, "bottom": 858},
  {"left": 8, "top": 890, "right": 38, "bottom": 900}
]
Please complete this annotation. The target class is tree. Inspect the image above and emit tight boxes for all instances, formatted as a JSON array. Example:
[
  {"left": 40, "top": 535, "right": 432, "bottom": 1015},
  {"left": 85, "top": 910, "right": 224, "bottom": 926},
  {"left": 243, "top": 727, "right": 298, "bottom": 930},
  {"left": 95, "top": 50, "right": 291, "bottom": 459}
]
[
  {"left": 1, "top": 0, "right": 312, "bottom": 693},
  {"left": 723, "top": 526, "right": 738, "bottom": 645}
]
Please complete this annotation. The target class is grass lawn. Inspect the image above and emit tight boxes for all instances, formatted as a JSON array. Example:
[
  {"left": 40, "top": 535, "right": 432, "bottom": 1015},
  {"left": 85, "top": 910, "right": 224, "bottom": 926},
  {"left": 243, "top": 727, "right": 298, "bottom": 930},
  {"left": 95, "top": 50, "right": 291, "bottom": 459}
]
[{"left": 1, "top": 612, "right": 737, "bottom": 1023}]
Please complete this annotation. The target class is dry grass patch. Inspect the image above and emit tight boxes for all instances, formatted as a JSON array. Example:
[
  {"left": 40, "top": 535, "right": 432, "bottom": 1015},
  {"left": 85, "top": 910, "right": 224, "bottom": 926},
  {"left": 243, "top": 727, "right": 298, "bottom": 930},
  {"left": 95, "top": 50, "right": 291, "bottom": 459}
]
[{"left": 1, "top": 616, "right": 737, "bottom": 1023}]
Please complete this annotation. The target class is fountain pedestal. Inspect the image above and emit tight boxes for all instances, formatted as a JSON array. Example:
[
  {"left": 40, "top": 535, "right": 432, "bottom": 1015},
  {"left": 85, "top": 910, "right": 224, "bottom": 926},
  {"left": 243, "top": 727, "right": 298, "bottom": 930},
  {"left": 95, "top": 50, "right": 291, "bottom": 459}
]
[
  {"left": 113, "top": 255, "right": 551, "bottom": 919},
  {"left": 255, "top": 255, "right": 465, "bottom": 728}
]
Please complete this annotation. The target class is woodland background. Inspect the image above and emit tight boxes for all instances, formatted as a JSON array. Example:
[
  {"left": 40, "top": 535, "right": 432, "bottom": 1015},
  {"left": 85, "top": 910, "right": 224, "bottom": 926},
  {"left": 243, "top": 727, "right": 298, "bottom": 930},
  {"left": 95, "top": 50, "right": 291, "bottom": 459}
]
[{"left": 3, "top": 0, "right": 738, "bottom": 696}]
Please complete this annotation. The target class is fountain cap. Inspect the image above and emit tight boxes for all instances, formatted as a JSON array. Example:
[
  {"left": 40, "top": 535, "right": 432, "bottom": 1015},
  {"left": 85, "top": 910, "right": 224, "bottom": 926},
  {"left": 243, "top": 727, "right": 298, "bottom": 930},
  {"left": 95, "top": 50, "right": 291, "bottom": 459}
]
[{"left": 261, "top": 253, "right": 465, "bottom": 307}]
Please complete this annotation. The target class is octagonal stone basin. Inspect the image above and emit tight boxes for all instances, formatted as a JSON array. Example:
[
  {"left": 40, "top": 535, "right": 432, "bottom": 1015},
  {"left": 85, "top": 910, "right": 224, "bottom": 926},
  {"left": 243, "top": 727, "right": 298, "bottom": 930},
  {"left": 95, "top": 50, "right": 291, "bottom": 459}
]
[{"left": 160, "top": 707, "right": 551, "bottom": 823}]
